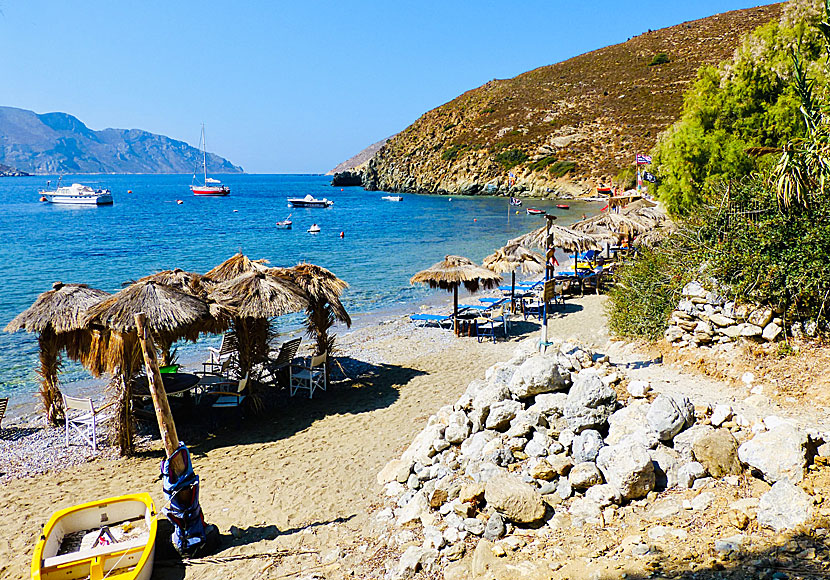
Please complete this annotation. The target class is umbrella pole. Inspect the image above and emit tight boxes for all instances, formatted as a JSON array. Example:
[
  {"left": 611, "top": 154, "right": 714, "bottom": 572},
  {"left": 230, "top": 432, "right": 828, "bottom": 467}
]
[
  {"left": 453, "top": 286, "right": 459, "bottom": 337},
  {"left": 511, "top": 271, "right": 516, "bottom": 314}
]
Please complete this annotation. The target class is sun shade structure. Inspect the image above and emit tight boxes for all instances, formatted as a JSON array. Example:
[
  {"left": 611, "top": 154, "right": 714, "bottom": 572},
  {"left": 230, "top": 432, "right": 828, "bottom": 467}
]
[
  {"left": 273, "top": 263, "right": 351, "bottom": 359},
  {"left": 204, "top": 252, "right": 269, "bottom": 283},
  {"left": 410, "top": 255, "right": 502, "bottom": 336},
  {"left": 208, "top": 270, "right": 308, "bottom": 383},
  {"left": 4, "top": 282, "right": 109, "bottom": 424},
  {"left": 483, "top": 243, "right": 545, "bottom": 312},
  {"left": 136, "top": 268, "right": 214, "bottom": 299},
  {"left": 570, "top": 211, "right": 653, "bottom": 238},
  {"left": 83, "top": 280, "right": 230, "bottom": 455},
  {"left": 510, "top": 223, "right": 611, "bottom": 253},
  {"left": 634, "top": 221, "right": 678, "bottom": 247}
]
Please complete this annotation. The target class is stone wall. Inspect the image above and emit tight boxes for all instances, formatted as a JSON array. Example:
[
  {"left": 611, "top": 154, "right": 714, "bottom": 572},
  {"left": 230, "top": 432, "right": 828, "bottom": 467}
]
[{"left": 664, "top": 282, "right": 783, "bottom": 348}]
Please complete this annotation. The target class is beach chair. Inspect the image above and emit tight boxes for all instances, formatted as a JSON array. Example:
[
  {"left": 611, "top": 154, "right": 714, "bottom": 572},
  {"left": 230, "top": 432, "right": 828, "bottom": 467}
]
[
  {"left": 475, "top": 307, "right": 508, "bottom": 343},
  {"left": 409, "top": 313, "right": 454, "bottom": 329},
  {"left": 63, "top": 395, "right": 108, "bottom": 451},
  {"left": 211, "top": 374, "right": 249, "bottom": 410},
  {"left": 262, "top": 337, "right": 302, "bottom": 387},
  {"left": 0, "top": 397, "right": 7, "bottom": 429},
  {"left": 290, "top": 352, "right": 327, "bottom": 399},
  {"left": 201, "top": 332, "right": 237, "bottom": 374}
]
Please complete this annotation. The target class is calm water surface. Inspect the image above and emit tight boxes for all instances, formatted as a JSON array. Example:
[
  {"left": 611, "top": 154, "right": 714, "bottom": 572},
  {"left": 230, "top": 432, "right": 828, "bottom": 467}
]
[{"left": 0, "top": 174, "right": 597, "bottom": 407}]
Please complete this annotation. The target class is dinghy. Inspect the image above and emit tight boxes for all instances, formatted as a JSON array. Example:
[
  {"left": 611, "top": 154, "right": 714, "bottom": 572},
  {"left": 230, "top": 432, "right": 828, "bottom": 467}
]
[
  {"left": 526, "top": 208, "right": 545, "bottom": 215},
  {"left": 31, "top": 493, "right": 157, "bottom": 580}
]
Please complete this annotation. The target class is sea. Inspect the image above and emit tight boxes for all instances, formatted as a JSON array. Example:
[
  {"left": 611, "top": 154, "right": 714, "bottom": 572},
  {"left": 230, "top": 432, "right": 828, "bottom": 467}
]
[{"left": 0, "top": 174, "right": 596, "bottom": 415}]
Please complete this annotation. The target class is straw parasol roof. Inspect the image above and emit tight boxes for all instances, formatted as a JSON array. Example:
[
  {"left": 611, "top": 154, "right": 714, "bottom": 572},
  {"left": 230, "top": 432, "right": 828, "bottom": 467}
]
[
  {"left": 510, "top": 223, "right": 611, "bottom": 252},
  {"left": 4, "top": 282, "right": 110, "bottom": 425},
  {"left": 209, "top": 271, "right": 307, "bottom": 320},
  {"left": 571, "top": 211, "right": 652, "bottom": 237},
  {"left": 634, "top": 221, "right": 678, "bottom": 247},
  {"left": 411, "top": 256, "right": 502, "bottom": 336},
  {"left": 621, "top": 198, "right": 657, "bottom": 213},
  {"left": 136, "top": 268, "right": 214, "bottom": 298},
  {"left": 205, "top": 253, "right": 269, "bottom": 283},
  {"left": 483, "top": 243, "right": 545, "bottom": 276},
  {"left": 5, "top": 282, "right": 109, "bottom": 335}
]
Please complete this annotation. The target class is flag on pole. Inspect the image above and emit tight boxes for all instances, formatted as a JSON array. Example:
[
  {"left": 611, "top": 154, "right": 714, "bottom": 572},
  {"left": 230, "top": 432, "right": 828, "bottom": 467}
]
[
  {"left": 637, "top": 167, "right": 643, "bottom": 191},
  {"left": 510, "top": 197, "right": 522, "bottom": 206},
  {"left": 642, "top": 171, "right": 657, "bottom": 183},
  {"left": 636, "top": 154, "right": 652, "bottom": 165}
]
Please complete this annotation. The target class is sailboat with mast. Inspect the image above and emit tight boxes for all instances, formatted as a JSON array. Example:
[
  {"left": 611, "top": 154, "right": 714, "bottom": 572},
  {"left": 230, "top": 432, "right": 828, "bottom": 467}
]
[{"left": 190, "top": 123, "right": 230, "bottom": 196}]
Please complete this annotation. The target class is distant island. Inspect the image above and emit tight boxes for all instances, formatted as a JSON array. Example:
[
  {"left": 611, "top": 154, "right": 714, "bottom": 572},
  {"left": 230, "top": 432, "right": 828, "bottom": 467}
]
[
  {"left": 0, "top": 162, "right": 29, "bottom": 176},
  {"left": 0, "top": 106, "right": 243, "bottom": 175}
]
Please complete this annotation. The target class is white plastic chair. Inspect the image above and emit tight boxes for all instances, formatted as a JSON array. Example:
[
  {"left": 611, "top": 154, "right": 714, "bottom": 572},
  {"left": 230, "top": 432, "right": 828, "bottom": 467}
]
[
  {"left": 211, "top": 374, "right": 249, "bottom": 409},
  {"left": 202, "top": 332, "right": 238, "bottom": 374},
  {"left": 289, "top": 353, "right": 327, "bottom": 399},
  {"left": 63, "top": 395, "right": 108, "bottom": 451}
]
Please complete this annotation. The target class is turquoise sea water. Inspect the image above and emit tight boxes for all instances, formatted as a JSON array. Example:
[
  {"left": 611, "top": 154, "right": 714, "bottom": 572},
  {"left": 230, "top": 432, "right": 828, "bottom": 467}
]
[{"left": 0, "top": 174, "right": 595, "bottom": 409}]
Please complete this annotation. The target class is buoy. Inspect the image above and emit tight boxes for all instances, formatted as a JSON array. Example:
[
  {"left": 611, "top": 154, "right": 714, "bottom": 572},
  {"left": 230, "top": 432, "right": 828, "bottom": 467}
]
[
  {"left": 448, "top": 198, "right": 452, "bottom": 201},
  {"left": 127, "top": 190, "right": 132, "bottom": 194},
  {"left": 340, "top": 231, "right": 344, "bottom": 238},
  {"left": 473, "top": 218, "right": 477, "bottom": 222},
  {"left": 39, "top": 196, "right": 47, "bottom": 202},
  {"left": 176, "top": 200, "right": 183, "bottom": 205},
  {"left": 515, "top": 210, "right": 519, "bottom": 215},
  {"left": 340, "top": 188, "right": 344, "bottom": 191}
]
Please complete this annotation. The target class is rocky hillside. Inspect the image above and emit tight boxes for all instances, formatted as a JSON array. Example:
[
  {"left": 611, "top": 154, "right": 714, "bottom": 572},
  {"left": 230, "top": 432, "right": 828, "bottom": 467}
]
[
  {"left": 0, "top": 162, "right": 28, "bottom": 176},
  {"left": 362, "top": 4, "right": 782, "bottom": 197},
  {"left": 327, "top": 136, "right": 391, "bottom": 175},
  {"left": 0, "top": 107, "right": 243, "bottom": 174}
]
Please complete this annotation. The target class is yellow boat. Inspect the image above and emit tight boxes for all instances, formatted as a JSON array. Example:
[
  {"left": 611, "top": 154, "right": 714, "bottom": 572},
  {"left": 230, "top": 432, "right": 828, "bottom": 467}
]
[{"left": 32, "top": 493, "right": 157, "bottom": 580}]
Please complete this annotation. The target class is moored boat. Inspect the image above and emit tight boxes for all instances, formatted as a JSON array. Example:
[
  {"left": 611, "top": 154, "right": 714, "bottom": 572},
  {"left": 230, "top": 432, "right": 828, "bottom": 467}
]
[
  {"left": 190, "top": 124, "right": 230, "bottom": 197},
  {"left": 31, "top": 493, "right": 157, "bottom": 580},
  {"left": 526, "top": 208, "right": 545, "bottom": 215},
  {"left": 288, "top": 194, "right": 333, "bottom": 208},
  {"left": 382, "top": 195, "right": 403, "bottom": 201},
  {"left": 556, "top": 204, "right": 570, "bottom": 209},
  {"left": 308, "top": 223, "right": 321, "bottom": 234},
  {"left": 40, "top": 182, "right": 113, "bottom": 205},
  {"left": 276, "top": 214, "right": 293, "bottom": 229}
]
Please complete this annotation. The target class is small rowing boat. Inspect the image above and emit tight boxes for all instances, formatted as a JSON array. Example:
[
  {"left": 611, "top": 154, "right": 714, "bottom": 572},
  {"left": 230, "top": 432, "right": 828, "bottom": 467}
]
[
  {"left": 526, "top": 208, "right": 545, "bottom": 215},
  {"left": 32, "top": 493, "right": 157, "bottom": 580},
  {"left": 276, "top": 214, "right": 293, "bottom": 229},
  {"left": 556, "top": 204, "right": 570, "bottom": 209},
  {"left": 382, "top": 195, "right": 403, "bottom": 201}
]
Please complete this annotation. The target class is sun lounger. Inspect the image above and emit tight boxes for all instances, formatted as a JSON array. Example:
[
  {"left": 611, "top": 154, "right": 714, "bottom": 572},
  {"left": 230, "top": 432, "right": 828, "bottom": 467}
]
[
  {"left": 409, "top": 313, "right": 454, "bottom": 328},
  {"left": 0, "top": 397, "right": 7, "bottom": 429}
]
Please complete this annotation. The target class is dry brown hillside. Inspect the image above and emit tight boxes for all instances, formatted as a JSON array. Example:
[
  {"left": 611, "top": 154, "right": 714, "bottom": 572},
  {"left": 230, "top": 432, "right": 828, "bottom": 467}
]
[{"left": 362, "top": 3, "right": 782, "bottom": 197}]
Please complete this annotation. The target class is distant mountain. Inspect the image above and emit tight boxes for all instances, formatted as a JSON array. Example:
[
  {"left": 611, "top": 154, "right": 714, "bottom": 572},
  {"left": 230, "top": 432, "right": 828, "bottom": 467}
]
[
  {"left": 326, "top": 137, "right": 392, "bottom": 175},
  {"left": 0, "top": 107, "right": 243, "bottom": 174},
  {"left": 0, "top": 162, "right": 29, "bottom": 176}
]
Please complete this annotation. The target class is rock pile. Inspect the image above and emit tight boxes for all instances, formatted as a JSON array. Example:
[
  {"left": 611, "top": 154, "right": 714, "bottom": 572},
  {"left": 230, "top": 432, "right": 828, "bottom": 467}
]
[
  {"left": 664, "top": 281, "right": 784, "bottom": 347},
  {"left": 375, "top": 336, "right": 827, "bottom": 579}
]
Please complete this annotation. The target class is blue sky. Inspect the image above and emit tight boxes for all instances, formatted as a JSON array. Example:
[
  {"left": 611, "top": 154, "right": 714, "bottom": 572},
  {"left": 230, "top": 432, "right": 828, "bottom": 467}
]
[{"left": 0, "top": 1, "right": 777, "bottom": 173}]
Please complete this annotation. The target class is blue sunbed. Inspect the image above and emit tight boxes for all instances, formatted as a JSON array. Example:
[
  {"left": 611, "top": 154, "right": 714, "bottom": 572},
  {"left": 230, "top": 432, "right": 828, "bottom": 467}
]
[{"left": 409, "top": 313, "right": 454, "bottom": 328}]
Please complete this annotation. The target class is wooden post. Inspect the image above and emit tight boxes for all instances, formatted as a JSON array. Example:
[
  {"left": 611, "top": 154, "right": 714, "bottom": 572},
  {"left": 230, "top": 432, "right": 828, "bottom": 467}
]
[
  {"left": 453, "top": 286, "right": 459, "bottom": 337},
  {"left": 134, "top": 313, "right": 185, "bottom": 477}
]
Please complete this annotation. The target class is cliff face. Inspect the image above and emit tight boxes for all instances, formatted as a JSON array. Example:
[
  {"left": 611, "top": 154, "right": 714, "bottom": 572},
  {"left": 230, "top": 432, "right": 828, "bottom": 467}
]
[
  {"left": 0, "top": 107, "right": 243, "bottom": 174},
  {"left": 363, "top": 4, "right": 781, "bottom": 197},
  {"left": 326, "top": 137, "right": 391, "bottom": 175}
]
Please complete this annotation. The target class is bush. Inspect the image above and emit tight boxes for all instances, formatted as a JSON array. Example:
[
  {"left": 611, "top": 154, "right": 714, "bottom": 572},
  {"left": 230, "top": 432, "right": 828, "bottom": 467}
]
[
  {"left": 606, "top": 241, "right": 691, "bottom": 339},
  {"left": 549, "top": 160, "right": 576, "bottom": 177},
  {"left": 442, "top": 144, "right": 466, "bottom": 162},
  {"left": 648, "top": 52, "right": 670, "bottom": 66},
  {"left": 494, "top": 149, "right": 528, "bottom": 169}
]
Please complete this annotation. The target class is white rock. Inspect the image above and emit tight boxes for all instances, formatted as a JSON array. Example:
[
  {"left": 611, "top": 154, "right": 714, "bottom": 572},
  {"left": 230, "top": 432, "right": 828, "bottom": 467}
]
[
  {"left": 682, "top": 281, "right": 707, "bottom": 299},
  {"left": 569, "top": 462, "right": 603, "bottom": 490},
  {"left": 395, "top": 546, "right": 438, "bottom": 579},
  {"left": 627, "top": 380, "right": 651, "bottom": 398},
  {"left": 650, "top": 445, "right": 681, "bottom": 490},
  {"left": 571, "top": 429, "right": 605, "bottom": 463},
  {"left": 677, "top": 462, "right": 706, "bottom": 489},
  {"left": 569, "top": 497, "right": 603, "bottom": 526},
  {"left": 673, "top": 425, "right": 715, "bottom": 463},
  {"left": 596, "top": 440, "right": 655, "bottom": 500},
  {"left": 714, "top": 534, "right": 744, "bottom": 555},
  {"left": 460, "top": 431, "right": 497, "bottom": 461},
  {"left": 690, "top": 491, "right": 715, "bottom": 511},
  {"left": 606, "top": 403, "right": 656, "bottom": 447},
  {"left": 444, "top": 410, "right": 472, "bottom": 445},
  {"left": 401, "top": 424, "right": 445, "bottom": 466},
  {"left": 647, "top": 526, "right": 688, "bottom": 541},
  {"left": 762, "top": 322, "right": 782, "bottom": 342},
  {"left": 757, "top": 481, "right": 814, "bottom": 532},
  {"left": 646, "top": 394, "right": 693, "bottom": 441},
  {"left": 710, "top": 404, "right": 732, "bottom": 427},
  {"left": 486, "top": 400, "right": 524, "bottom": 431},
  {"left": 738, "top": 424, "right": 807, "bottom": 484},
  {"left": 508, "top": 355, "right": 566, "bottom": 399},
  {"left": 563, "top": 373, "right": 617, "bottom": 433},
  {"left": 396, "top": 491, "right": 429, "bottom": 526},
  {"left": 527, "top": 393, "right": 568, "bottom": 418},
  {"left": 585, "top": 483, "right": 621, "bottom": 507},
  {"left": 422, "top": 526, "right": 445, "bottom": 550}
]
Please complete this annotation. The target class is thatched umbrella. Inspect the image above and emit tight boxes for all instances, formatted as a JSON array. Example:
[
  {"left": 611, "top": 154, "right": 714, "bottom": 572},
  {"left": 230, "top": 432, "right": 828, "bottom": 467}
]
[
  {"left": 634, "top": 221, "right": 678, "bottom": 248},
  {"left": 208, "top": 270, "right": 308, "bottom": 383},
  {"left": 483, "top": 243, "right": 545, "bottom": 312},
  {"left": 205, "top": 253, "right": 269, "bottom": 282},
  {"left": 511, "top": 222, "right": 613, "bottom": 277},
  {"left": 410, "top": 255, "right": 502, "bottom": 336},
  {"left": 4, "top": 282, "right": 110, "bottom": 425},
  {"left": 83, "top": 280, "right": 229, "bottom": 455},
  {"left": 570, "top": 211, "right": 652, "bottom": 239},
  {"left": 137, "top": 268, "right": 214, "bottom": 299},
  {"left": 273, "top": 264, "right": 351, "bottom": 359}
]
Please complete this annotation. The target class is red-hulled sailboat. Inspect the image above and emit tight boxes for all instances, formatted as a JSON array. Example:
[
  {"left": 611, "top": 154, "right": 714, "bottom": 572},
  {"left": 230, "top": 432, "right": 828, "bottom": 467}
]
[{"left": 191, "top": 124, "right": 230, "bottom": 196}]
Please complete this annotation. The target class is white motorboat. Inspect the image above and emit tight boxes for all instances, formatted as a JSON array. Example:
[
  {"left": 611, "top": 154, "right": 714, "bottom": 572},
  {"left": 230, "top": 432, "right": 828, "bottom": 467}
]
[
  {"left": 288, "top": 194, "right": 333, "bottom": 208},
  {"left": 382, "top": 195, "right": 403, "bottom": 201},
  {"left": 40, "top": 182, "right": 113, "bottom": 205},
  {"left": 307, "top": 223, "right": 321, "bottom": 234}
]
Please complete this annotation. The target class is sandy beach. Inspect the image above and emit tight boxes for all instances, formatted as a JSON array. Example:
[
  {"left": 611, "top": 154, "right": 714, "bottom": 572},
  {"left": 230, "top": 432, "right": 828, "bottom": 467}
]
[{"left": 2, "top": 292, "right": 601, "bottom": 579}]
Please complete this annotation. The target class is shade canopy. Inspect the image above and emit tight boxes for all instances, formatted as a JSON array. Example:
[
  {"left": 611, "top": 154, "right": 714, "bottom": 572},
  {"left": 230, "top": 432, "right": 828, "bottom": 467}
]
[
  {"left": 482, "top": 243, "right": 545, "bottom": 275},
  {"left": 136, "top": 268, "right": 214, "bottom": 299},
  {"left": 635, "top": 221, "right": 678, "bottom": 247},
  {"left": 571, "top": 211, "right": 652, "bottom": 237},
  {"left": 208, "top": 270, "right": 307, "bottom": 319},
  {"left": 273, "top": 263, "right": 351, "bottom": 326},
  {"left": 511, "top": 224, "right": 610, "bottom": 253},
  {"left": 5, "top": 282, "right": 109, "bottom": 335},
  {"left": 205, "top": 253, "right": 269, "bottom": 283},
  {"left": 410, "top": 255, "right": 502, "bottom": 293}
]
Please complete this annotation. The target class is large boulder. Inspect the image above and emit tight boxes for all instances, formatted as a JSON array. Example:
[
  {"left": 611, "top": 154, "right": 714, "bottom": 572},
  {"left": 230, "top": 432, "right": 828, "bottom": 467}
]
[
  {"left": 757, "top": 481, "right": 814, "bottom": 532},
  {"left": 693, "top": 429, "right": 742, "bottom": 477},
  {"left": 606, "top": 403, "right": 656, "bottom": 447},
  {"left": 738, "top": 424, "right": 808, "bottom": 484},
  {"left": 401, "top": 424, "right": 444, "bottom": 465},
  {"left": 527, "top": 393, "right": 568, "bottom": 419},
  {"left": 508, "top": 355, "right": 566, "bottom": 399},
  {"left": 646, "top": 394, "right": 694, "bottom": 441},
  {"left": 444, "top": 410, "right": 471, "bottom": 445},
  {"left": 485, "top": 400, "right": 524, "bottom": 431},
  {"left": 569, "top": 462, "right": 604, "bottom": 490},
  {"left": 673, "top": 424, "right": 715, "bottom": 463},
  {"left": 596, "top": 440, "right": 655, "bottom": 500},
  {"left": 484, "top": 474, "right": 547, "bottom": 524},
  {"left": 563, "top": 373, "right": 617, "bottom": 433},
  {"left": 470, "top": 383, "right": 511, "bottom": 429}
]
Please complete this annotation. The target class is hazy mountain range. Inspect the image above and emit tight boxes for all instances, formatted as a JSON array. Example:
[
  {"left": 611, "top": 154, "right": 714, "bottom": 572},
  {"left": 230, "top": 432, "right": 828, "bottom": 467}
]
[{"left": 0, "top": 106, "right": 243, "bottom": 174}]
